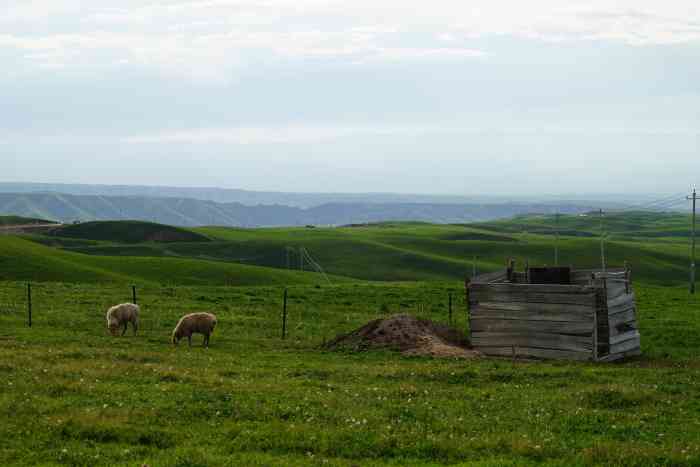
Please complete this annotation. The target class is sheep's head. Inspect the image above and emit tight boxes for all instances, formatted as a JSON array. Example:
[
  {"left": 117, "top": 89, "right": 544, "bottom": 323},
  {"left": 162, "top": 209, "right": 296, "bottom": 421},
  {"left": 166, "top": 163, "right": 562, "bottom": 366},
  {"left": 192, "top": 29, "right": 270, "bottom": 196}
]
[{"left": 107, "top": 318, "right": 120, "bottom": 336}]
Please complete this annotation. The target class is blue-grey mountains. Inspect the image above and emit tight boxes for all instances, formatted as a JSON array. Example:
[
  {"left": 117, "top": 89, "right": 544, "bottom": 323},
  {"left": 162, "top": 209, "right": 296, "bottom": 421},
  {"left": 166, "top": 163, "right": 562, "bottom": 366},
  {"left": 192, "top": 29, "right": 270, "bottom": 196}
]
[{"left": 0, "top": 182, "right": 621, "bottom": 227}]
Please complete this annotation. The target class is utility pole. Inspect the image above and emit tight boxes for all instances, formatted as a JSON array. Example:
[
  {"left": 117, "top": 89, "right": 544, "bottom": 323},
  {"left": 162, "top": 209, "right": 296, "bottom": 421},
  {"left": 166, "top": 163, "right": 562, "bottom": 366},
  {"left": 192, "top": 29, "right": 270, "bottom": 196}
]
[
  {"left": 688, "top": 189, "right": 697, "bottom": 294},
  {"left": 554, "top": 212, "right": 560, "bottom": 266},
  {"left": 599, "top": 209, "right": 606, "bottom": 273}
]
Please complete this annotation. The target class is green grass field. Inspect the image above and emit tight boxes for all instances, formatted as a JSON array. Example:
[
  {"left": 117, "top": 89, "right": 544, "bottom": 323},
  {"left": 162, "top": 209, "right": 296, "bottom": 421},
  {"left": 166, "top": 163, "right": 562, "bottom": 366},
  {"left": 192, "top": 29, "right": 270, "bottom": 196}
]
[
  {"left": 0, "top": 236, "right": 345, "bottom": 286},
  {"left": 1, "top": 212, "right": 698, "bottom": 465},
  {"left": 0, "top": 280, "right": 698, "bottom": 466}
]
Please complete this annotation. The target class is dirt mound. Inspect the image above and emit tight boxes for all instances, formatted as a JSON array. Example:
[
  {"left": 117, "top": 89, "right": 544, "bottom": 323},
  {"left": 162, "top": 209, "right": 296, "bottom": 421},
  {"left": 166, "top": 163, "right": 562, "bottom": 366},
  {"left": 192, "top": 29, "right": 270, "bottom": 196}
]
[{"left": 324, "top": 314, "right": 480, "bottom": 359}]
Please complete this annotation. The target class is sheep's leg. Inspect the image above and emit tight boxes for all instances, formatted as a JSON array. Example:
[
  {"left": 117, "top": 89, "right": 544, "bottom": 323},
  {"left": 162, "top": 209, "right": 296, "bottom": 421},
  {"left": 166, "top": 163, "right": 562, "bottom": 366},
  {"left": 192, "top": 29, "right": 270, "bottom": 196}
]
[
  {"left": 132, "top": 320, "right": 138, "bottom": 336},
  {"left": 187, "top": 335, "right": 192, "bottom": 347},
  {"left": 121, "top": 323, "right": 128, "bottom": 336},
  {"left": 203, "top": 333, "right": 209, "bottom": 347}
]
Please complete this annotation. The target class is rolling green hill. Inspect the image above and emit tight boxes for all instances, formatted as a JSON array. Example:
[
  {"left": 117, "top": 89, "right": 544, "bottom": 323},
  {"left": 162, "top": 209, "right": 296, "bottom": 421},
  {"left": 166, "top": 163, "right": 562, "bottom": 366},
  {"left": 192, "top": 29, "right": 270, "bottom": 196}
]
[
  {"left": 9, "top": 212, "right": 695, "bottom": 285},
  {"left": 49, "top": 220, "right": 211, "bottom": 244},
  {"left": 0, "top": 215, "right": 57, "bottom": 226},
  {"left": 0, "top": 236, "right": 343, "bottom": 286},
  {"left": 476, "top": 211, "right": 693, "bottom": 239}
]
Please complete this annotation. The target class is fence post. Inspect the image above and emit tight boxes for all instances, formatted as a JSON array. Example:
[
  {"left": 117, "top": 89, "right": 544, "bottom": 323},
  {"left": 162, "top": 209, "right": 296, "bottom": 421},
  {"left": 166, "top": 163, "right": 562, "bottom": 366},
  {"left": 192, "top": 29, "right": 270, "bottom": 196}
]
[
  {"left": 282, "top": 288, "right": 288, "bottom": 340},
  {"left": 464, "top": 278, "right": 471, "bottom": 334},
  {"left": 27, "top": 283, "right": 32, "bottom": 328},
  {"left": 448, "top": 292, "right": 453, "bottom": 326},
  {"left": 132, "top": 285, "right": 137, "bottom": 305}
]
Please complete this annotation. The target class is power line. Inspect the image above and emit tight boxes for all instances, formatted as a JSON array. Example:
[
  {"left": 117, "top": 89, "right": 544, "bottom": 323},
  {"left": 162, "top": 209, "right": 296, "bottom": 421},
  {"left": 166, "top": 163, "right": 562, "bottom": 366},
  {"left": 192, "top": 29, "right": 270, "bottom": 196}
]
[
  {"left": 599, "top": 208, "right": 606, "bottom": 273},
  {"left": 688, "top": 189, "right": 697, "bottom": 294},
  {"left": 554, "top": 212, "right": 560, "bottom": 266},
  {"left": 608, "top": 193, "right": 687, "bottom": 213},
  {"left": 299, "top": 247, "right": 331, "bottom": 284}
]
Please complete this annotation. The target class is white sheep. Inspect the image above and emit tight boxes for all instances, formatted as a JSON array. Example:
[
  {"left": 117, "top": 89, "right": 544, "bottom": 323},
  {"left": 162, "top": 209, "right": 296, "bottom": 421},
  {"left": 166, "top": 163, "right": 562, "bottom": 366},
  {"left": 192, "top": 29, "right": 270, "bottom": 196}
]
[
  {"left": 106, "top": 303, "right": 140, "bottom": 337},
  {"left": 172, "top": 312, "right": 217, "bottom": 347}
]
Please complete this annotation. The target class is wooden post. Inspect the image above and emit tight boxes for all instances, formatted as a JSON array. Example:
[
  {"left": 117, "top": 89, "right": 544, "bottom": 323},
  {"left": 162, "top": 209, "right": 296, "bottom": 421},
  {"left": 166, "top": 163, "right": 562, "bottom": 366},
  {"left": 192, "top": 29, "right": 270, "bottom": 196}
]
[
  {"left": 448, "top": 292, "right": 453, "bottom": 326},
  {"left": 464, "top": 278, "right": 471, "bottom": 333},
  {"left": 690, "top": 189, "right": 696, "bottom": 294},
  {"left": 132, "top": 285, "right": 137, "bottom": 305},
  {"left": 525, "top": 259, "right": 530, "bottom": 283},
  {"left": 27, "top": 283, "right": 32, "bottom": 328},
  {"left": 506, "top": 258, "right": 515, "bottom": 282},
  {"left": 554, "top": 212, "right": 560, "bottom": 266},
  {"left": 599, "top": 208, "right": 606, "bottom": 273},
  {"left": 282, "top": 288, "right": 288, "bottom": 340},
  {"left": 593, "top": 302, "right": 599, "bottom": 362}
]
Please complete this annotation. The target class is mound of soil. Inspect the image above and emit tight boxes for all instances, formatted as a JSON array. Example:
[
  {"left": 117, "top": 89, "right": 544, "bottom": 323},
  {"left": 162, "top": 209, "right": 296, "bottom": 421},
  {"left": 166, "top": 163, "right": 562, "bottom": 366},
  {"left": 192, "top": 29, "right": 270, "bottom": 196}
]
[{"left": 324, "top": 314, "right": 480, "bottom": 359}]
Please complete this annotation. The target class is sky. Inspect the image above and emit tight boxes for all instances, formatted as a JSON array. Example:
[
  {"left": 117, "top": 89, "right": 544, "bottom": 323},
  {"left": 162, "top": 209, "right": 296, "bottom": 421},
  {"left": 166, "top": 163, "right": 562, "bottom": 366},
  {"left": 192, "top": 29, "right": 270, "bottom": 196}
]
[{"left": 2, "top": 0, "right": 699, "bottom": 195}]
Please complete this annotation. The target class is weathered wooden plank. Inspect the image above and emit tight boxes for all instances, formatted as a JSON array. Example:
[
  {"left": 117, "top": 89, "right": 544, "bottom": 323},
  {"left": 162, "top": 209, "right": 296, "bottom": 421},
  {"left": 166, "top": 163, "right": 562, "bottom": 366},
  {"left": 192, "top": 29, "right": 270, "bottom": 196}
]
[
  {"left": 608, "top": 309, "right": 638, "bottom": 330},
  {"left": 610, "top": 337, "right": 641, "bottom": 354},
  {"left": 610, "top": 330, "right": 640, "bottom": 346},
  {"left": 470, "top": 283, "right": 593, "bottom": 294},
  {"left": 472, "top": 269, "right": 508, "bottom": 284},
  {"left": 471, "top": 302, "right": 594, "bottom": 322},
  {"left": 607, "top": 293, "right": 635, "bottom": 309},
  {"left": 477, "top": 346, "right": 593, "bottom": 361},
  {"left": 599, "top": 348, "right": 642, "bottom": 362},
  {"left": 607, "top": 299, "right": 636, "bottom": 315},
  {"left": 609, "top": 322, "right": 638, "bottom": 338},
  {"left": 471, "top": 332, "right": 593, "bottom": 352},
  {"left": 572, "top": 268, "right": 625, "bottom": 278},
  {"left": 470, "top": 290, "right": 597, "bottom": 306},
  {"left": 470, "top": 318, "right": 593, "bottom": 335},
  {"left": 605, "top": 281, "right": 628, "bottom": 300},
  {"left": 511, "top": 272, "right": 528, "bottom": 283}
]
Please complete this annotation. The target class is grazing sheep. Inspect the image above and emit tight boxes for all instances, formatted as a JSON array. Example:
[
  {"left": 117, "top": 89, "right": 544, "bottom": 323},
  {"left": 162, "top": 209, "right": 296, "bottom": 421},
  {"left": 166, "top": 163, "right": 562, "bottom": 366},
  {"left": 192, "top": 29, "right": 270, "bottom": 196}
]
[
  {"left": 172, "top": 312, "right": 217, "bottom": 347},
  {"left": 106, "top": 303, "right": 139, "bottom": 337}
]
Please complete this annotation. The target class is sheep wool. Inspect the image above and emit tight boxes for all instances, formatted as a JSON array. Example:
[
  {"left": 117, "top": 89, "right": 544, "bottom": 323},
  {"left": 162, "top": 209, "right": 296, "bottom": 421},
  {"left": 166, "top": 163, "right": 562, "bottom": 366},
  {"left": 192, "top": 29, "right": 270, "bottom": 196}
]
[
  {"left": 172, "top": 312, "right": 217, "bottom": 347},
  {"left": 106, "top": 303, "right": 139, "bottom": 336}
]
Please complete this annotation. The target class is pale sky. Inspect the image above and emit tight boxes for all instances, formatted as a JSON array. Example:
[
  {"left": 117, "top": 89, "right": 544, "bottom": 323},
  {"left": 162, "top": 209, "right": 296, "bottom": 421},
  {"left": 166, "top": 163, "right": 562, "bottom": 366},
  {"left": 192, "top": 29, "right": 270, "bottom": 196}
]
[{"left": 2, "top": 1, "right": 699, "bottom": 194}]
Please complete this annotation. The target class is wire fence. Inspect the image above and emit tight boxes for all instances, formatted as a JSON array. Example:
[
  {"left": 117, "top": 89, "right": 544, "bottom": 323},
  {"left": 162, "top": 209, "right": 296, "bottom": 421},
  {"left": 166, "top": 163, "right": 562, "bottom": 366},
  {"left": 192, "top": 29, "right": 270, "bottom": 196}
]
[{"left": 0, "top": 281, "right": 469, "bottom": 347}]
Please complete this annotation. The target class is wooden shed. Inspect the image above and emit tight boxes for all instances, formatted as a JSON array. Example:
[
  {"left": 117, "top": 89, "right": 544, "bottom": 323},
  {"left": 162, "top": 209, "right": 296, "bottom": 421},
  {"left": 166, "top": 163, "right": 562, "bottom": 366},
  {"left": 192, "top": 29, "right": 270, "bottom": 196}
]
[{"left": 467, "top": 264, "right": 640, "bottom": 361}]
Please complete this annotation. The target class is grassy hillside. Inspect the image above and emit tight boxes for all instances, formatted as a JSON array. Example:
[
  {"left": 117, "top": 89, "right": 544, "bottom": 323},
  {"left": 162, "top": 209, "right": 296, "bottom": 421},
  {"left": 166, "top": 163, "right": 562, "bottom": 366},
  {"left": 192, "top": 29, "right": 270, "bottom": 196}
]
[
  {"left": 49, "top": 220, "right": 211, "bottom": 244},
  {"left": 13, "top": 212, "right": 696, "bottom": 285},
  {"left": 0, "top": 215, "right": 56, "bottom": 226},
  {"left": 192, "top": 220, "right": 692, "bottom": 284},
  {"left": 476, "top": 211, "right": 694, "bottom": 239},
  {"left": 0, "top": 281, "right": 698, "bottom": 465},
  {"left": 0, "top": 236, "right": 344, "bottom": 286}
]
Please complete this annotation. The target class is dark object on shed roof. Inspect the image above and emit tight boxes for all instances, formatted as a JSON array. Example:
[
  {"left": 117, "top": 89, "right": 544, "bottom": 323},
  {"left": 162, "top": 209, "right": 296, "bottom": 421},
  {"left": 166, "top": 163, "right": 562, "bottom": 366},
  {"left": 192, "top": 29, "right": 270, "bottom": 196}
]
[{"left": 528, "top": 267, "right": 571, "bottom": 285}]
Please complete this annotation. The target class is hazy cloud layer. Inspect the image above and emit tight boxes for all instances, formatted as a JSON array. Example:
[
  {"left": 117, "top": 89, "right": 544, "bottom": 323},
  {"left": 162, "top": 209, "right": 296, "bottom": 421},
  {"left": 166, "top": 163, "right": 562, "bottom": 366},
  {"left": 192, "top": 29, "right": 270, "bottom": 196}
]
[
  {"left": 2, "top": 1, "right": 699, "bottom": 79},
  {"left": 2, "top": 1, "right": 699, "bottom": 195}
]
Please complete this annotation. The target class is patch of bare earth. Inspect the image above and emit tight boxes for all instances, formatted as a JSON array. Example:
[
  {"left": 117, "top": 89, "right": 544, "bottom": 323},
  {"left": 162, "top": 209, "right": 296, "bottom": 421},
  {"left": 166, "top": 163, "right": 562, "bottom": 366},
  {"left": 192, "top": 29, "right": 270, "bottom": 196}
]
[{"left": 324, "top": 314, "right": 480, "bottom": 359}]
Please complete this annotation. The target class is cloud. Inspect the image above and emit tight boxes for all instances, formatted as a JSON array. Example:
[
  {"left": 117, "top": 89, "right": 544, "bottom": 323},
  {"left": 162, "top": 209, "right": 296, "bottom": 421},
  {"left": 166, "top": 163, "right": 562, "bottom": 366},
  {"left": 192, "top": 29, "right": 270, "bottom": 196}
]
[
  {"left": 0, "top": 1, "right": 698, "bottom": 81},
  {"left": 120, "top": 121, "right": 700, "bottom": 147},
  {"left": 121, "top": 125, "right": 441, "bottom": 145}
]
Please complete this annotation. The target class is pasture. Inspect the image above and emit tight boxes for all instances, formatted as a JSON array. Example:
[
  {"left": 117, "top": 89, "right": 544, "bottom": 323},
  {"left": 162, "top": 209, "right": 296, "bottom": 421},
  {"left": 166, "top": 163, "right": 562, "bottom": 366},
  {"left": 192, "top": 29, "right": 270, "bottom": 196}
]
[
  {"left": 13, "top": 212, "right": 697, "bottom": 285},
  {"left": 1, "top": 280, "right": 699, "bottom": 466}
]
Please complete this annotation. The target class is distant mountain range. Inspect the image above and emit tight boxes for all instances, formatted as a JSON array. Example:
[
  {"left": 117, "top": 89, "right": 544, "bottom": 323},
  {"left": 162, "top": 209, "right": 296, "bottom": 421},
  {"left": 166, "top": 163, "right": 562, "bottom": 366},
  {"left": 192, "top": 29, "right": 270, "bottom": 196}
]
[
  {"left": 0, "top": 191, "right": 600, "bottom": 227},
  {"left": 0, "top": 182, "right": 641, "bottom": 209}
]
